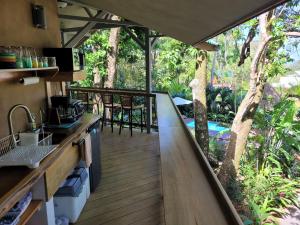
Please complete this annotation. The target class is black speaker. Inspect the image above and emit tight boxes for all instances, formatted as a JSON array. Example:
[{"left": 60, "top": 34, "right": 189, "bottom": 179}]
[{"left": 32, "top": 4, "right": 46, "bottom": 29}]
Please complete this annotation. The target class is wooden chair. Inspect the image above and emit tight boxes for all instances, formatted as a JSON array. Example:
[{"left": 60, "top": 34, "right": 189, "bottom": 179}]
[
  {"left": 119, "top": 95, "right": 144, "bottom": 136},
  {"left": 74, "top": 91, "right": 100, "bottom": 114},
  {"left": 101, "top": 93, "right": 120, "bottom": 132}
]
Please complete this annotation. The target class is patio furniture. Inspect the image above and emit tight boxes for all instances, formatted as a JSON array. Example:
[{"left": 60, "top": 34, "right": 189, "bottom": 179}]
[
  {"left": 119, "top": 95, "right": 144, "bottom": 136},
  {"left": 73, "top": 91, "right": 96, "bottom": 113},
  {"left": 101, "top": 93, "right": 120, "bottom": 132}
]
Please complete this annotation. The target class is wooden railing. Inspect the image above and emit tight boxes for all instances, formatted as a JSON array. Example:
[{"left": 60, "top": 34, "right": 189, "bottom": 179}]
[
  {"left": 66, "top": 87, "right": 157, "bottom": 132},
  {"left": 155, "top": 92, "right": 243, "bottom": 225},
  {"left": 66, "top": 87, "right": 156, "bottom": 97}
]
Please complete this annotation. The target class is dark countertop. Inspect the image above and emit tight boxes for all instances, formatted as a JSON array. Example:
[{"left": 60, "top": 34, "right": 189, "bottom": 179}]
[{"left": 0, "top": 113, "right": 100, "bottom": 218}]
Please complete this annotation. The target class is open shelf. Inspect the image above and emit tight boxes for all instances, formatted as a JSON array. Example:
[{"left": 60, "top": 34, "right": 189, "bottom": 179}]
[
  {"left": 0, "top": 67, "right": 59, "bottom": 73},
  {"left": 18, "top": 200, "right": 42, "bottom": 225},
  {"left": 0, "top": 67, "right": 59, "bottom": 83},
  {"left": 45, "top": 70, "right": 86, "bottom": 81}
]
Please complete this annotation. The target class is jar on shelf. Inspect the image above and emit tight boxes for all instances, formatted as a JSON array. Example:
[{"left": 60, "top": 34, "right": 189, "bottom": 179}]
[
  {"left": 38, "top": 57, "right": 43, "bottom": 68},
  {"left": 23, "top": 47, "right": 32, "bottom": 68},
  {"left": 13, "top": 46, "right": 24, "bottom": 69},
  {"left": 48, "top": 57, "right": 56, "bottom": 67},
  {"left": 43, "top": 57, "right": 49, "bottom": 67},
  {"left": 31, "top": 48, "right": 38, "bottom": 68}
]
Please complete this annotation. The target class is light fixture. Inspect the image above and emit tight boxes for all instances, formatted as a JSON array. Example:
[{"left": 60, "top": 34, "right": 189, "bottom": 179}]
[{"left": 32, "top": 4, "right": 47, "bottom": 29}]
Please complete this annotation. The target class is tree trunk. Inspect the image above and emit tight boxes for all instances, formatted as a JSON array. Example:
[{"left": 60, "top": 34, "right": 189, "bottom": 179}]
[
  {"left": 210, "top": 51, "right": 217, "bottom": 86},
  {"left": 189, "top": 51, "right": 209, "bottom": 156},
  {"left": 218, "top": 12, "right": 272, "bottom": 187},
  {"left": 104, "top": 15, "right": 121, "bottom": 88}
]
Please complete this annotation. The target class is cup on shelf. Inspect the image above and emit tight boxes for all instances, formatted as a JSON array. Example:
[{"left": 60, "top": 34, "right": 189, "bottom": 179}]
[
  {"left": 38, "top": 57, "right": 43, "bottom": 68},
  {"left": 43, "top": 57, "right": 49, "bottom": 67},
  {"left": 48, "top": 57, "right": 56, "bottom": 67}
]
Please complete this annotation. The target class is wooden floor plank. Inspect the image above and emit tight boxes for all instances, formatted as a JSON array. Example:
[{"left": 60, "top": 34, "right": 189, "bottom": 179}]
[{"left": 75, "top": 128, "right": 164, "bottom": 225}]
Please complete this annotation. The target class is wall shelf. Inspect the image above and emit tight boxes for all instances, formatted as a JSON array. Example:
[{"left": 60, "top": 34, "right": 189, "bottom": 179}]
[
  {"left": 0, "top": 67, "right": 59, "bottom": 83},
  {"left": 18, "top": 200, "right": 42, "bottom": 225},
  {"left": 45, "top": 70, "right": 86, "bottom": 82},
  {"left": 0, "top": 67, "right": 59, "bottom": 73}
]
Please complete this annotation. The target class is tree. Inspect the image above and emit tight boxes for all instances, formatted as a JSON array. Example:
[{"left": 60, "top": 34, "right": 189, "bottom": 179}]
[
  {"left": 189, "top": 51, "right": 209, "bottom": 156},
  {"left": 104, "top": 15, "right": 121, "bottom": 88},
  {"left": 218, "top": 2, "right": 300, "bottom": 187}
]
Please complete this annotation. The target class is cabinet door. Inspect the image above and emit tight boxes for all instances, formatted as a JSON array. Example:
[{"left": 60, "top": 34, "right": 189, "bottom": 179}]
[{"left": 45, "top": 143, "right": 80, "bottom": 199}]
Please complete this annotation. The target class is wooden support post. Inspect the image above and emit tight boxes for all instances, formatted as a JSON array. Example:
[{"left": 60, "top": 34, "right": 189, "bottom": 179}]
[{"left": 145, "top": 29, "right": 152, "bottom": 133}]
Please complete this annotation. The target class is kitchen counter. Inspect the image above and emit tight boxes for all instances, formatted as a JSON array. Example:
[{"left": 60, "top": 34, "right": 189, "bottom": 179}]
[{"left": 0, "top": 114, "right": 100, "bottom": 218}]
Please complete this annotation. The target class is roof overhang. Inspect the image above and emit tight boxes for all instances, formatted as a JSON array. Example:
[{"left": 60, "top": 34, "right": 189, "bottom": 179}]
[{"left": 62, "top": 0, "right": 288, "bottom": 46}]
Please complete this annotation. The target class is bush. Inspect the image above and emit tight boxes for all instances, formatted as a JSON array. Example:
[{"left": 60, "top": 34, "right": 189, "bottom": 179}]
[
  {"left": 238, "top": 98, "right": 300, "bottom": 224},
  {"left": 207, "top": 86, "right": 245, "bottom": 123}
]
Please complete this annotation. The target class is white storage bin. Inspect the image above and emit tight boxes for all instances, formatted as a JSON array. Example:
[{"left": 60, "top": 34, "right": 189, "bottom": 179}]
[
  {"left": 85, "top": 168, "right": 90, "bottom": 199},
  {"left": 53, "top": 185, "right": 86, "bottom": 223}
]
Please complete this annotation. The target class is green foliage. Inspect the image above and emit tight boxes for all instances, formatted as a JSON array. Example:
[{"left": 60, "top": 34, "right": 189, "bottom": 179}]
[
  {"left": 240, "top": 162, "right": 299, "bottom": 224},
  {"left": 250, "top": 99, "right": 300, "bottom": 174},
  {"left": 207, "top": 86, "right": 245, "bottom": 123},
  {"left": 79, "top": 30, "right": 110, "bottom": 87},
  {"left": 239, "top": 98, "right": 300, "bottom": 224},
  {"left": 153, "top": 38, "right": 198, "bottom": 91}
]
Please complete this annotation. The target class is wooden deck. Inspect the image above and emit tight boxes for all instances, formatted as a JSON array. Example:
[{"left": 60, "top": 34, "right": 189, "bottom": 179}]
[
  {"left": 75, "top": 93, "right": 242, "bottom": 225},
  {"left": 75, "top": 127, "right": 165, "bottom": 225}
]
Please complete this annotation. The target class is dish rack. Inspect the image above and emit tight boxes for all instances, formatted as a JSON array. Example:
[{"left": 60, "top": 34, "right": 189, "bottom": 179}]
[
  {"left": 0, "top": 132, "right": 57, "bottom": 169},
  {"left": 0, "top": 132, "right": 53, "bottom": 156}
]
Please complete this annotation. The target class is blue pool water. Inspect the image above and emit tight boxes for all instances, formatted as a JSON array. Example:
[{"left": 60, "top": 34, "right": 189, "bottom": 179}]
[{"left": 186, "top": 120, "right": 230, "bottom": 133}]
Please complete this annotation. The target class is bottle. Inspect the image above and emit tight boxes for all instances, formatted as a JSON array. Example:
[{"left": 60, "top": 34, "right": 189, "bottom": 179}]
[
  {"left": 15, "top": 46, "right": 24, "bottom": 68},
  {"left": 23, "top": 47, "right": 32, "bottom": 68},
  {"left": 31, "top": 48, "right": 38, "bottom": 68}
]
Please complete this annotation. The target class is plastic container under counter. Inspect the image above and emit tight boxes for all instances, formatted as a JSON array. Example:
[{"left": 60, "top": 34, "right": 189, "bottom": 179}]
[
  {"left": 69, "top": 167, "right": 90, "bottom": 199},
  {"left": 53, "top": 177, "right": 87, "bottom": 223}
]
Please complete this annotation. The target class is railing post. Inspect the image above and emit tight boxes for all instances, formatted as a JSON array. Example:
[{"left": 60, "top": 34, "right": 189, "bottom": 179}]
[{"left": 145, "top": 28, "right": 152, "bottom": 133}]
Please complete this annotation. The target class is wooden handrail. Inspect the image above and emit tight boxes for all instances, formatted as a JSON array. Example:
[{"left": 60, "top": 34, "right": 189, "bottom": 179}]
[
  {"left": 67, "top": 87, "right": 156, "bottom": 98},
  {"left": 156, "top": 92, "right": 243, "bottom": 225}
]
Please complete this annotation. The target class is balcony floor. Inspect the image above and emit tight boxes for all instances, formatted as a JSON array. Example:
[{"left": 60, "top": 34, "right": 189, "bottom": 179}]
[{"left": 75, "top": 127, "right": 165, "bottom": 225}]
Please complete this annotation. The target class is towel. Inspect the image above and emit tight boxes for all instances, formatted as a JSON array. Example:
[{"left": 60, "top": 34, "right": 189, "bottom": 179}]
[{"left": 83, "top": 133, "right": 92, "bottom": 167}]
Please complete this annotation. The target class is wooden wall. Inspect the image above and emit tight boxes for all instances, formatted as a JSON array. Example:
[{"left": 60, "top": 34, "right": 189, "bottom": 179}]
[
  {"left": 0, "top": 0, "right": 61, "bottom": 138},
  {"left": 0, "top": 0, "right": 61, "bottom": 48},
  {"left": 0, "top": 77, "right": 47, "bottom": 137}
]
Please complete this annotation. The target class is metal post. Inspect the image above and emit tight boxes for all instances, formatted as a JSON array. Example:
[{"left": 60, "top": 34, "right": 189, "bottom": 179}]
[{"left": 145, "top": 28, "right": 152, "bottom": 133}]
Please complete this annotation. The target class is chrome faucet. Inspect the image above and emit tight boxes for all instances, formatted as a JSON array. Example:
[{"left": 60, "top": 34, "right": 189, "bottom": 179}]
[{"left": 8, "top": 104, "right": 35, "bottom": 147}]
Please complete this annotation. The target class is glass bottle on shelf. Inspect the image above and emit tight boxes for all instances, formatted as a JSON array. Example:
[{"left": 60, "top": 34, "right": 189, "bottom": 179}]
[
  {"left": 31, "top": 48, "right": 38, "bottom": 68},
  {"left": 38, "top": 57, "right": 43, "bottom": 68},
  {"left": 23, "top": 47, "right": 32, "bottom": 68},
  {"left": 43, "top": 57, "right": 48, "bottom": 67},
  {"left": 15, "top": 46, "right": 24, "bottom": 69}
]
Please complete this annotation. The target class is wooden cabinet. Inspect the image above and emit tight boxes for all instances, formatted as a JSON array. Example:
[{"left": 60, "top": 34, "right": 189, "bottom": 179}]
[{"left": 44, "top": 143, "right": 80, "bottom": 199}]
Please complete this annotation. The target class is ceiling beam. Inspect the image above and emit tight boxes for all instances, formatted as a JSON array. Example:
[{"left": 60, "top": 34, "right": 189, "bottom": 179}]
[
  {"left": 61, "top": 23, "right": 123, "bottom": 33},
  {"left": 149, "top": 34, "right": 165, "bottom": 38},
  {"left": 59, "top": 14, "right": 143, "bottom": 27},
  {"left": 93, "top": 23, "right": 124, "bottom": 29},
  {"left": 64, "top": 11, "right": 107, "bottom": 48},
  {"left": 151, "top": 37, "right": 159, "bottom": 47},
  {"left": 83, "top": 7, "right": 93, "bottom": 17},
  {"left": 61, "top": 27, "right": 82, "bottom": 32},
  {"left": 59, "top": 0, "right": 101, "bottom": 11},
  {"left": 124, "top": 27, "right": 145, "bottom": 50}
]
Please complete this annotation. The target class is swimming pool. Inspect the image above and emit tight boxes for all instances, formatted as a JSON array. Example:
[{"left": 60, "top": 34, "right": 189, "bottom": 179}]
[{"left": 186, "top": 120, "right": 230, "bottom": 133}]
